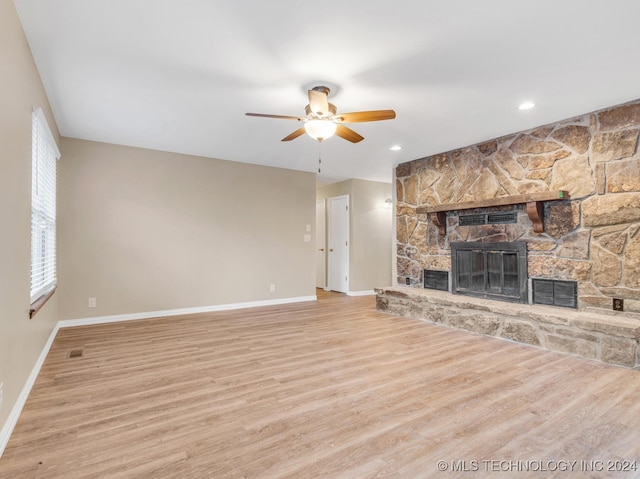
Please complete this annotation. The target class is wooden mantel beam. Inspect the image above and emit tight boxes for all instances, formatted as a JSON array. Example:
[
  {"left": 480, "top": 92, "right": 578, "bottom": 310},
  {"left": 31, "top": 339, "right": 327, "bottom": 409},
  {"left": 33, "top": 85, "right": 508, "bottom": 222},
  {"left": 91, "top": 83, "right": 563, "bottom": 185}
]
[{"left": 416, "top": 190, "right": 569, "bottom": 235}]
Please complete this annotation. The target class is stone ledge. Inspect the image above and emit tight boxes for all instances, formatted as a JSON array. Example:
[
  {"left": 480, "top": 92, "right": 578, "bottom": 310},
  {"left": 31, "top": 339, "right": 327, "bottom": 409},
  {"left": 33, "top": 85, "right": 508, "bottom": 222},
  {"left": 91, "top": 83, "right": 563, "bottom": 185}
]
[{"left": 375, "top": 286, "right": 640, "bottom": 369}]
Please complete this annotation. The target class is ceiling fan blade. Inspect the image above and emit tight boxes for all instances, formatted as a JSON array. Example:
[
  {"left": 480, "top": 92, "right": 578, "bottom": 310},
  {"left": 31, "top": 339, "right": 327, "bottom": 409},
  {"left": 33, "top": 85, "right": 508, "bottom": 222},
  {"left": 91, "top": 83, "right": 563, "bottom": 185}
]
[
  {"left": 281, "top": 127, "right": 306, "bottom": 142},
  {"left": 335, "top": 124, "right": 364, "bottom": 143},
  {"left": 246, "top": 113, "right": 303, "bottom": 121},
  {"left": 308, "top": 88, "right": 330, "bottom": 116},
  {"left": 335, "top": 110, "right": 396, "bottom": 123}
]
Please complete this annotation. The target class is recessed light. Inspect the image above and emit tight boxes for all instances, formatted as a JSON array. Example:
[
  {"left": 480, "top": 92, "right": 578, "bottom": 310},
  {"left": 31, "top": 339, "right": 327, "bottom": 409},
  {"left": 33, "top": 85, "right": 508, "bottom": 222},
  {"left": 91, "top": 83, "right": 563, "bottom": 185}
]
[
  {"left": 390, "top": 145, "right": 402, "bottom": 151},
  {"left": 518, "top": 101, "right": 535, "bottom": 110}
]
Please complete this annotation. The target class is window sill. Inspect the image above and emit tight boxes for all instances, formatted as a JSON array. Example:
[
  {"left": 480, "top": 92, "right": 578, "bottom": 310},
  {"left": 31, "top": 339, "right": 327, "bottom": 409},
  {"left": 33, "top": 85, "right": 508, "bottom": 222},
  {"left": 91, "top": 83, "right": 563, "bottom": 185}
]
[{"left": 30, "top": 287, "right": 56, "bottom": 319}]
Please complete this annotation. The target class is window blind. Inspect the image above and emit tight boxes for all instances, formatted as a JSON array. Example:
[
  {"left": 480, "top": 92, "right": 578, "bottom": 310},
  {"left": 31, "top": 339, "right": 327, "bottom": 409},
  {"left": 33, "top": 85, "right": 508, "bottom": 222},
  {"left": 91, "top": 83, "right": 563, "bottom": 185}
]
[{"left": 31, "top": 108, "right": 60, "bottom": 303}]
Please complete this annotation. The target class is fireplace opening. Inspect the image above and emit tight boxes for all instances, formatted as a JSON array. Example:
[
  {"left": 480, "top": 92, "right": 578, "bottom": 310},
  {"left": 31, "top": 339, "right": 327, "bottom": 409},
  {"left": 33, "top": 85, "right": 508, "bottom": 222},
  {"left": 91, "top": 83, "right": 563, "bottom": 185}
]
[{"left": 451, "top": 241, "right": 527, "bottom": 304}]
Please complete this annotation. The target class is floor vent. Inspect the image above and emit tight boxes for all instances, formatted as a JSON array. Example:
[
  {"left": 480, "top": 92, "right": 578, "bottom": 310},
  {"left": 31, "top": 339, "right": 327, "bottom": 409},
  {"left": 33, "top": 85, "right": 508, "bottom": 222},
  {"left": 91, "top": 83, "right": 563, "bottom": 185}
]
[{"left": 69, "top": 349, "right": 83, "bottom": 358}]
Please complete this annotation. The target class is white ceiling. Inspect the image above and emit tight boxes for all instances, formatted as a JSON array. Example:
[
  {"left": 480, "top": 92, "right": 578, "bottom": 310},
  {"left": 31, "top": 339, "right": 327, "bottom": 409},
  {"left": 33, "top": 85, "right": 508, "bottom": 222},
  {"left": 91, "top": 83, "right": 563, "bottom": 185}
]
[{"left": 15, "top": 0, "right": 640, "bottom": 184}]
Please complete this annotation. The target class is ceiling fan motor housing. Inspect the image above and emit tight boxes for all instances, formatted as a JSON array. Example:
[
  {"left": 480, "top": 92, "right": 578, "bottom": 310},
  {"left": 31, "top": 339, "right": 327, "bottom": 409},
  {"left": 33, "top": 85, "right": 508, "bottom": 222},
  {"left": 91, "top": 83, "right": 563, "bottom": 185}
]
[
  {"left": 311, "top": 85, "right": 331, "bottom": 95},
  {"left": 305, "top": 103, "right": 337, "bottom": 119}
]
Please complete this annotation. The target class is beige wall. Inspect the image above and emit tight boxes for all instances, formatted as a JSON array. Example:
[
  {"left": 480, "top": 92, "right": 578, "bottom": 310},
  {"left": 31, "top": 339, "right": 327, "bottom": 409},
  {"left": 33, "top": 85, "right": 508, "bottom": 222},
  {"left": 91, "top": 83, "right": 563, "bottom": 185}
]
[
  {"left": 317, "top": 179, "right": 393, "bottom": 292},
  {"left": 58, "top": 138, "right": 317, "bottom": 319},
  {"left": 0, "top": 0, "right": 60, "bottom": 429},
  {"left": 350, "top": 179, "right": 394, "bottom": 292}
]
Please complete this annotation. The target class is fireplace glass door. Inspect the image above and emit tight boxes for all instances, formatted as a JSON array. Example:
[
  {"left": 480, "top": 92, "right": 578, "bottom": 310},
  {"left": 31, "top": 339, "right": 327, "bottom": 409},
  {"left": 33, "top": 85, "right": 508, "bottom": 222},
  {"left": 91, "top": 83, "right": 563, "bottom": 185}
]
[{"left": 451, "top": 242, "right": 527, "bottom": 303}]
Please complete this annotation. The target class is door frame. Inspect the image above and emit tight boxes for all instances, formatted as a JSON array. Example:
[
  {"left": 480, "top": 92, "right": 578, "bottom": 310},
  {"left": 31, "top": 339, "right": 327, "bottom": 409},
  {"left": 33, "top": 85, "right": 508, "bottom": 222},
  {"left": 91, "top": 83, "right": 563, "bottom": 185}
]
[
  {"left": 315, "top": 199, "right": 327, "bottom": 290},
  {"left": 327, "top": 194, "right": 350, "bottom": 293}
]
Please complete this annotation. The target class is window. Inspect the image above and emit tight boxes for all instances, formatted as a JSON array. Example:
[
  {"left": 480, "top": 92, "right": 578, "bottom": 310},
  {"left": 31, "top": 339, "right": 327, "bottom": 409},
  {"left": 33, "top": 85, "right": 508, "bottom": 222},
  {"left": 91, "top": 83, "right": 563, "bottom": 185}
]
[{"left": 30, "top": 108, "right": 60, "bottom": 305}]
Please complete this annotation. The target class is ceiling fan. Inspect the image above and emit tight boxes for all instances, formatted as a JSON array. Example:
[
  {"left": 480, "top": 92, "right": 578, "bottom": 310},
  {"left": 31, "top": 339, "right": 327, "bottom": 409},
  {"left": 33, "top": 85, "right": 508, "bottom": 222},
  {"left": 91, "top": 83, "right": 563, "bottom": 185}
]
[{"left": 245, "top": 86, "right": 396, "bottom": 143}]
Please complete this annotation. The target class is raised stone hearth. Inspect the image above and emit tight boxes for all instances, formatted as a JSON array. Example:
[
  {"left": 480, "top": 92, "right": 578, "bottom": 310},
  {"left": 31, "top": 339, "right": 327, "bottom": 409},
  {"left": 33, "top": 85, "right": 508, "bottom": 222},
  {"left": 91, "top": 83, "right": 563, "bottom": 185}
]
[{"left": 376, "top": 286, "right": 640, "bottom": 369}]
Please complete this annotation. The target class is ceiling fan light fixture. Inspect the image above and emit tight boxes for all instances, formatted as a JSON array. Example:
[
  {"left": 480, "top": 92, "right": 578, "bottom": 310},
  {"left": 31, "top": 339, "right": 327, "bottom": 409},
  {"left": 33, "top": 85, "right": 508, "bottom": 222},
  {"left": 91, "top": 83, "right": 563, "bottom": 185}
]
[{"left": 304, "top": 119, "right": 337, "bottom": 141}]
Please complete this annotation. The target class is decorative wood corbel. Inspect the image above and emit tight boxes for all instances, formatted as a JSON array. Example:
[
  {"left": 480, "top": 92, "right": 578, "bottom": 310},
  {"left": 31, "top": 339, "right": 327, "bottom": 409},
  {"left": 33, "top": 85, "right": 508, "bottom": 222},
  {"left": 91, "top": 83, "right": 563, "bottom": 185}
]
[
  {"left": 526, "top": 200, "right": 545, "bottom": 233},
  {"left": 429, "top": 212, "right": 447, "bottom": 235}
]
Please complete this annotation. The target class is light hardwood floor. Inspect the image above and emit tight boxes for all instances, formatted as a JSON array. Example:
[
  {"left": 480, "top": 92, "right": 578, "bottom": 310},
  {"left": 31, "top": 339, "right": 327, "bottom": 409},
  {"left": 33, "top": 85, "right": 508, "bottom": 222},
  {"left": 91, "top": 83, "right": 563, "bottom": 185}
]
[{"left": 2, "top": 290, "right": 640, "bottom": 478}]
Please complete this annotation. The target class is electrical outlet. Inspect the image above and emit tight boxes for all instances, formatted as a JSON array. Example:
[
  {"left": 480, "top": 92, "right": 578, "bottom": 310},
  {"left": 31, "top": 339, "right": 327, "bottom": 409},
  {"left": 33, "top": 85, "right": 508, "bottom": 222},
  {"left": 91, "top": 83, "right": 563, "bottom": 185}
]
[
  {"left": 613, "top": 298, "right": 624, "bottom": 311},
  {"left": 270, "top": 284, "right": 276, "bottom": 292},
  {"left": 88, "top": 297, "right": 97, "bottom": 308}
]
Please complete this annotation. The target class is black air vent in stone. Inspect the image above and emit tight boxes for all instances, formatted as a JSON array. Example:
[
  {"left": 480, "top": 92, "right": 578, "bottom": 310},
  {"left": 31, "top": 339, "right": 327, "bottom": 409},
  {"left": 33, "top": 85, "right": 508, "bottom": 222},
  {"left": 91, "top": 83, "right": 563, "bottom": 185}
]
[
  {"left": 459, "top": 211, "right": 518, "bottom": 226},
  {"left": 487, "top": 212, "right": 517, "bottom": 224},
  {"left": 424, "top": 270, "right": 449, "bottom": 291},
  {"left": 532, "top": 279, "right": 577, "bottom": 309},
  {"left": 459, "top": 214, "right": 486, "bottom": 226}
]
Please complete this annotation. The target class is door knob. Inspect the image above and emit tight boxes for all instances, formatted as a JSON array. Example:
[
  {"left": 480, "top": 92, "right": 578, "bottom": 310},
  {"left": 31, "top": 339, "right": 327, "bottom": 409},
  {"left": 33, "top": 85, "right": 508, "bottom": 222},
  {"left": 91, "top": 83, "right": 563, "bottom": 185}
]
[
  {"left": 319, "top": 248, "right": 324, "bottom": 251},
  {"left": 329, "top": 248, "right": 334, "bottom": 252}
]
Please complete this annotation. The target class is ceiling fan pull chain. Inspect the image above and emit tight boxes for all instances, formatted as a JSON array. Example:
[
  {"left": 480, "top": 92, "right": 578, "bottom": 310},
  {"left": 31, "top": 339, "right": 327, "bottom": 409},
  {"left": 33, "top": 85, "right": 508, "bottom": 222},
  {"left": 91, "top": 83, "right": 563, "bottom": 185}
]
[{"left": 318, "top": 140, "right": 322, "bottom": 173}]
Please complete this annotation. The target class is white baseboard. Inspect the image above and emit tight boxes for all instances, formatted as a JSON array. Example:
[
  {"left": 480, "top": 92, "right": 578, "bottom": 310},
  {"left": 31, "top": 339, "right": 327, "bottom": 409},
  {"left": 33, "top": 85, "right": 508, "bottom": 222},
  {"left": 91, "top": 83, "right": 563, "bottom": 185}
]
[
  {"left": 0, "top": 294, "right": 316, "bottom": 458},
  {"left": 57, "top": 295, "right": 318, "bottom": 328},
  {"left": 347, "top": 290, "right": 376, "bottom": 297},
  {"left": 0, "top": 323, "right": 60, "bottom": 458}
]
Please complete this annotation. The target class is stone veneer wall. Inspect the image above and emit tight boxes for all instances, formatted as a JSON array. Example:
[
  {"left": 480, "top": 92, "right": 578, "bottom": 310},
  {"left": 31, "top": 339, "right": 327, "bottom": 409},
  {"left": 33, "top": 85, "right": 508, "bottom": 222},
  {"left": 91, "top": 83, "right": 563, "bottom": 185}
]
[{"left": 396, "top": 99, "right": 640, "bottom": 315}]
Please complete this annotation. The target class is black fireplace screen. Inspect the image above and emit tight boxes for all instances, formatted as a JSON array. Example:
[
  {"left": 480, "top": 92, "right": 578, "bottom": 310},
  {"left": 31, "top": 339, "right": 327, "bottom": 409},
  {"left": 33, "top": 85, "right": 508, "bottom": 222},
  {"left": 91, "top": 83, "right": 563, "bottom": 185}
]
[{"left": 451, "top": 242, "right": 528, "bottom": 303}]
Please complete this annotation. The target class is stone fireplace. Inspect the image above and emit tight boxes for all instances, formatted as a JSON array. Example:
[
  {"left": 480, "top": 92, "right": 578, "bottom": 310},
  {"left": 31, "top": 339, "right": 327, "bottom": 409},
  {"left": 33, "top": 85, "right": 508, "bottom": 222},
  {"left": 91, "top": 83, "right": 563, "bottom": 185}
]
[
  {"left": 377, "top": 98, "right": 640, "bottom": 369},
  {"left": 394, "top": 98, "right": 640, "bottom": 315}
]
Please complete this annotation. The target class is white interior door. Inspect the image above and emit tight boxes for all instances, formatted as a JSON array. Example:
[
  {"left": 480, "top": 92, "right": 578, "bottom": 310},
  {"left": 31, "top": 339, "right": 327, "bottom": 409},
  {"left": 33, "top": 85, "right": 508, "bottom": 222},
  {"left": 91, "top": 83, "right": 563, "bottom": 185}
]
[
  {"left": 315, "top": 199, "right": 326, "bottom": 289},
  {"left": 328, "top": 195, "right": 349, "bottom": 293}
]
